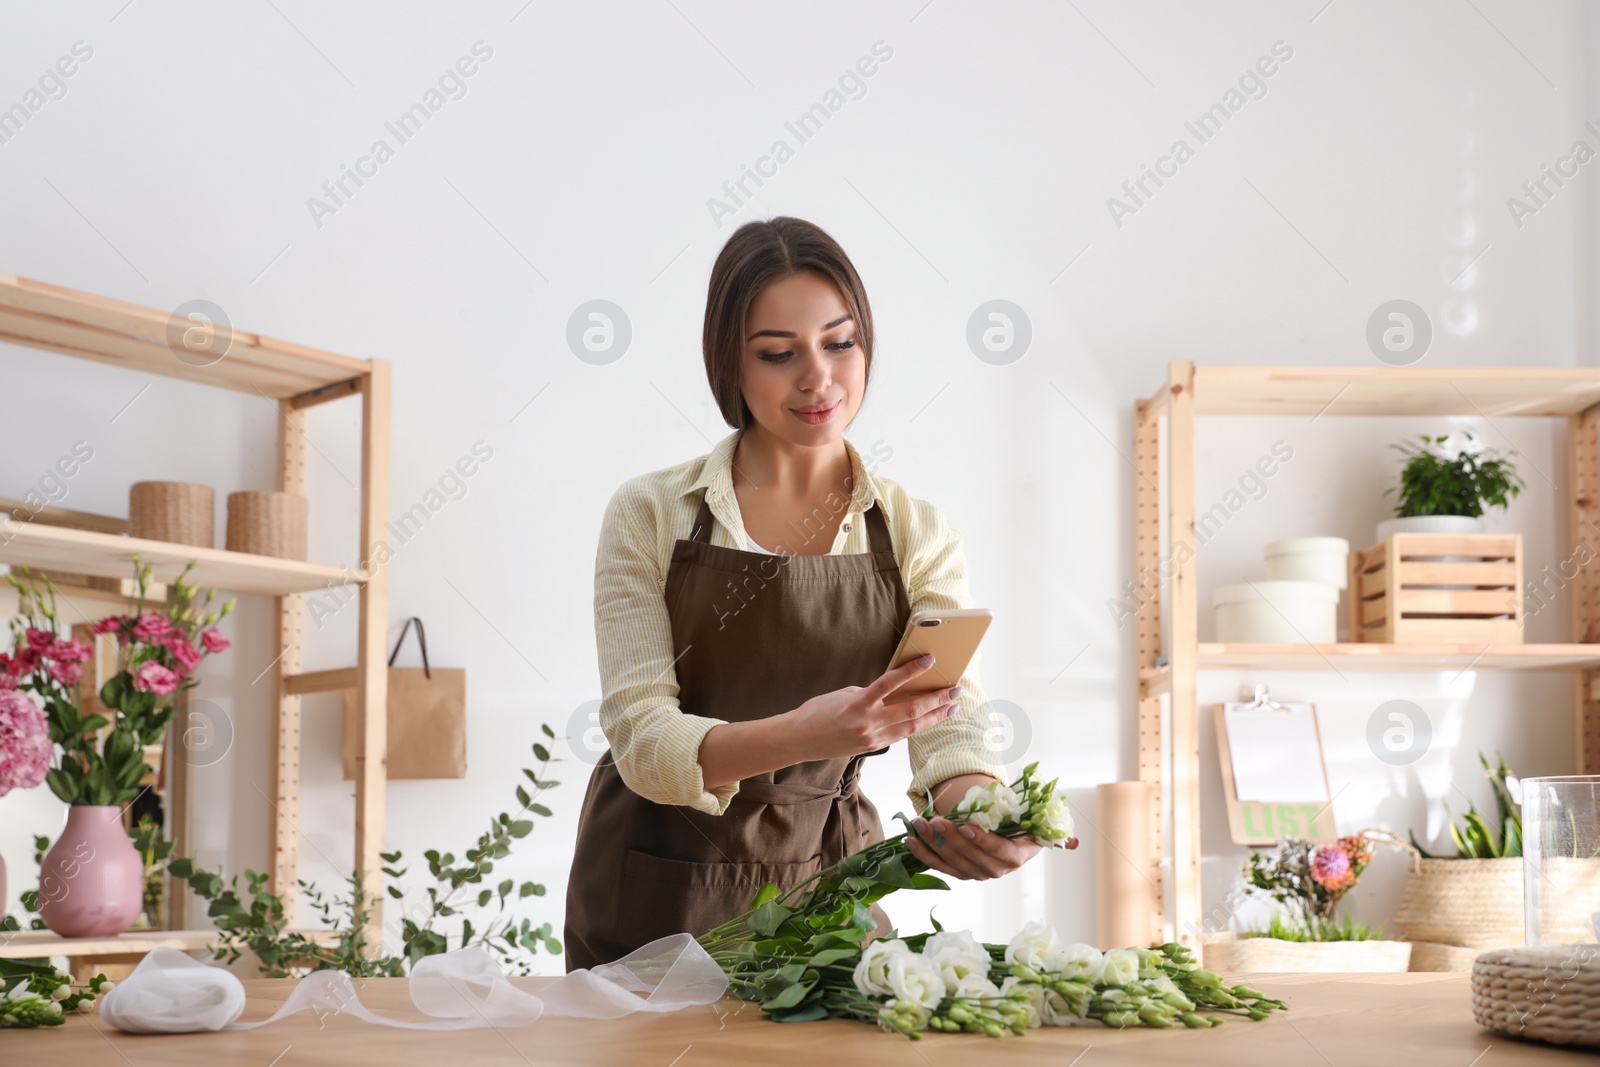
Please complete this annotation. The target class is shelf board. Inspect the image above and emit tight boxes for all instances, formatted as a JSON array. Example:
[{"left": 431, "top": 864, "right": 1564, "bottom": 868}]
[
  {"left": 0, "top": 928, "right": 342, "bottom": 959},
  {"left": 1199, "top": 642, "right": 1600, "bottom": 671},
  {"left": 1190, "top": 365, "right": 1600, "bottom": 417},
  {"left": 0, "top": 521, "right": 367, "bottom": 596},
  {"left": 0, "top": 272, "right": 370, "bottom": 398}
]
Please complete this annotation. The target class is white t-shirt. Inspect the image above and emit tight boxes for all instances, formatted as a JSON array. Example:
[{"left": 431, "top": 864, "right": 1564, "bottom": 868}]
[{"left": 746, "top": 533, "right": 777, "bottom": 554}]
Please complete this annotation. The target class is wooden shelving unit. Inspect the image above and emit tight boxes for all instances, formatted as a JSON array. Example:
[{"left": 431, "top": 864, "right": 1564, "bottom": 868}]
[
  {"left": 1133, "top": 362, "right": 1600, "bottom": 948},
  {"left": 0, "top": 272, "right": 392, "bottom": 960}
]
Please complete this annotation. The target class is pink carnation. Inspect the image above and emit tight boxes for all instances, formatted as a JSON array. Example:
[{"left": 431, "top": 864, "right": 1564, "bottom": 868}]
[
  {"left": 133, "top": 660, "right": 181, "bottom": 695},
  {"left": 200, "top": 628, "right": 231, "bottom": 654},
  {"left": 0, "top": 689, "right": 51, "bottom": 796},
  {"left": 44, "top": 637, "right": 92, "bottom": 664},
  {"left": 91, "top": 615, "right": 126, "bottom": 635},
  {"left": 24, "top": 628, "right": 53, "bottom": 652},
  {"left": 132, "top": 612, "right": 174, "bottom": 642},
  {"left": 165, "top": 636, "right": 201, "bottom": 674},
  {"left": 0, "top": 654, "right": 19, "bottom": 690},
  {"left": 47, "top": 659, "right": 84, "bottom": 687}
]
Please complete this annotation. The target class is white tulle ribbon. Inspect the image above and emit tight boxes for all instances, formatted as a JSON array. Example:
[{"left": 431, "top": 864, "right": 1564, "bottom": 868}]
[{"left": 99, "top": 933, "right": 728, "bottom": 1033}]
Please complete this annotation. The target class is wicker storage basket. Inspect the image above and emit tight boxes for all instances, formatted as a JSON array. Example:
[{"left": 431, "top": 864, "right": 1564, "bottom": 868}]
[
  {"left": 1393, "top": 855, "right": 1525, "bottom": 948},
  {"left": 226, "top": 491, "right": 308, "bottom": 560},
  {"left": 129, "top": 481, "right": 214, "bottom": 547},
  {"left": 1473, "top": 944, "right": 1600, "bottom": 1047}
]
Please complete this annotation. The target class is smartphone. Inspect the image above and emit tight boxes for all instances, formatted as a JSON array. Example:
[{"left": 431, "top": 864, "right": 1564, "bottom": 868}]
[{"left": 882, "top": 608, "right": 992, "bottom": 702}]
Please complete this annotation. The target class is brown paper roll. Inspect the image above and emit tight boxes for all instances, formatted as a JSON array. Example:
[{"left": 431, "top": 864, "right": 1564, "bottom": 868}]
[{"left": 1096, "top": 781, "right": 1158, "bottom": 948}]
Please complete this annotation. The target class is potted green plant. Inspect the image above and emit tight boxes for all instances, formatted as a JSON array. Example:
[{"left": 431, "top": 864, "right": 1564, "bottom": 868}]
[
  {"left": 1204, "top": 831, "right": 1412, "bottom": 973},
  {"left": 1377, "top": 430, "right": 1525, "bottom": 543},
  {"left": 1391, "top": 752, "right": 1523, "bottom": 970}
]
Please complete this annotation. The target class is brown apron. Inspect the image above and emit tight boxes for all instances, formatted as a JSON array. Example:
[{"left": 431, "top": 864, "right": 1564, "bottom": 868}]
[{"left": 563, "top": 488, "right": 911, "bottom": 970}]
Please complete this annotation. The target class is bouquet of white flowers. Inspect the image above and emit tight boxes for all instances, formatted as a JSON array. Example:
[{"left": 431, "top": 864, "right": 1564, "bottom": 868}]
[{"left": 697, "top": 763, "right": 1288, "bottom": 1039}]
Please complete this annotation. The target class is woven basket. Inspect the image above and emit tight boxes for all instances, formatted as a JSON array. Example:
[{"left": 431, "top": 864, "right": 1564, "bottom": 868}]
[
  {"left": 129, "top": 481, "right": 213, "bottom": 547},
  {"left": 226, "top": 491, "right": 308, "bottom": 560},
  {"left": 1202, "top": 930, "right": 1411, "bottom": 973},
  {"left": 1393, "top": 855, "right": 1525, "bottom": 948},
  {"left": 1473, "top": 944, "right": 1600, "bottom": 1047}
]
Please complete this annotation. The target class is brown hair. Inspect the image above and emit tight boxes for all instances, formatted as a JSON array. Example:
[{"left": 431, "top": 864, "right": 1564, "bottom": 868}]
[{"left": 702, "top": 217, "right": 875, "bottom": 431}]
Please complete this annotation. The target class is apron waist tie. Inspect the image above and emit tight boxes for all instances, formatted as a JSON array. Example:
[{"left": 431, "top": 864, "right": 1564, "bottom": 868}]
[{"left": 734, "top": 752, "right": 875, "bottom": 806}]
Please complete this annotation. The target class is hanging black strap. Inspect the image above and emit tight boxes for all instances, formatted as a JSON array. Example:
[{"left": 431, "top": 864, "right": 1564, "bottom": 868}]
[{"left": 388, "top": 616, "right": 432, "bottom": 679}]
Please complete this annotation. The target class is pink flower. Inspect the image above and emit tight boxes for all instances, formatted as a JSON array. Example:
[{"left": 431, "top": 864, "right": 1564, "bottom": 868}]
[
  {"left": 9, "top": 645, "right": 39, "bottom": 676},
  {"left": 132, "top": 660, "right": 181, "bottom": 695},
  {"left": 0, "top": 689, "right": 51, "bottom": 796},
  {"left": 24, "top": 628, "right": 53, "bottom": 652},
  {"left": 0, "top": 654, "right": 19, "bottom": 690},
  {"left": 200, "top": 628, "right": 231, "bottom": 654},
  {"left": 44, "top": 637, "right": 91, "bottom": 664},
  {"left": 132, "top": 613, "right": 174, "bottom": 642},
  {"left": 47, "top": 659, "right": 83, "bottom": 687},
  {"left": 1309, "top": 843, "right": 1355, "bottom": 892},
  {"left": 91, "top": 615, "right": 126, "bottom": 635},
  {"left": 165, "top": 636, "right": 201, "bottom": 674}
]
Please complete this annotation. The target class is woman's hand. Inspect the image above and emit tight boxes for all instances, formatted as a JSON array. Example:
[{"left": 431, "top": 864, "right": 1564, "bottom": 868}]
[
  {"left": 905, "top": 773, "right": 1079, "bottom": 881},
  {"left": 781, "top": 653, "right": 961, "bottom": 762}
]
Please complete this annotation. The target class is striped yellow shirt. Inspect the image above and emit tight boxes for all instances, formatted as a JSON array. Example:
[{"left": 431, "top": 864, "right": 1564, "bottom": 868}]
[{"left": 594, "top": 427, "right": 1006, "bottom": 816}]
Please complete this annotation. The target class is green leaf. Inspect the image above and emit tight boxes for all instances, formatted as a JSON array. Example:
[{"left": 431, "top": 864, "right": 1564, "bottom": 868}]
[
  {"left": 540, "top": 723, "right": 554, "bottom": 738},
  {"left": 749, "top": 900, "right": 793, "bottom": 938},
  {"left": 532, "top": 743, "right": 550, "bottom": 762},
  {"left": 750, "top": 882, "right": 781, "bottom": 909},
  {"left": 762, "top": 977, "right": 816, "bottom": 1011},
  {"left": 769, "top": 1002, "right": 828, "bottom": 1022}
]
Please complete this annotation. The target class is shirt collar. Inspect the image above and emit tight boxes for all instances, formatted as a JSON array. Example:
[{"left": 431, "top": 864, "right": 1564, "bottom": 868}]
[{"left": 687, "top": 428, "right": 879, "bottom": 514}]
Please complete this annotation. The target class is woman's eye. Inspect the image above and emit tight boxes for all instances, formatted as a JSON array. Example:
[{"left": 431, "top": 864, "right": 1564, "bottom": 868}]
[
  {"left": 826, "top": 339, "right": 856, "bottom": 351},
  {"left": 758, "top": 350, "right": 791, "bottom": 362}
]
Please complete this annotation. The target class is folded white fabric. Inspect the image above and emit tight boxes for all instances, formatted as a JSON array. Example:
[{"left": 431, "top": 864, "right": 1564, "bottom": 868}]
[{"left": 99, "top": 933, "right": 728, "bottom": 1033}]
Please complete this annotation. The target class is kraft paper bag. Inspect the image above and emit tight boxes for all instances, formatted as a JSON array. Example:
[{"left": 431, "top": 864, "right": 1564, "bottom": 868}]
[{"left": 342, "top": 617, "right": 467, "bottom": 780}]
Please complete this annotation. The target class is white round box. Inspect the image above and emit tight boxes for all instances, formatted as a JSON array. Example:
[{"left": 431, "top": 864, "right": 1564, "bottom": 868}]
[
  {"left": 1264, "top": 537, "right": 1350, "bottom": 590},
  {"left": 1214, "top": 580, "right": 1339, "bottom": 643}
]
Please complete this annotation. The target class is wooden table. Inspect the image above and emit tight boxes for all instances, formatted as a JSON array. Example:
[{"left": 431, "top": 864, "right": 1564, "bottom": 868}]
[{"left": 4, "top": 970, "right": 1594, "bottom": 1065}]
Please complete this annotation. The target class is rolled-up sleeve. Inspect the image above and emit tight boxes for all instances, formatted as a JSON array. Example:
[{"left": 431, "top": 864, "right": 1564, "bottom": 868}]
[
  {"left": 900, "top": 500, "right": 1009, "bottom": 809},
  {"left": 593, "top": 482, "right": 740, "bottom": 815}
]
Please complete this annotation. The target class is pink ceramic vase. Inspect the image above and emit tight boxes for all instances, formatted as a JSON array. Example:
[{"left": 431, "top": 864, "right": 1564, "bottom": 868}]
[{"left": 38, "top": 805, "right": 143, "bottom": 938}]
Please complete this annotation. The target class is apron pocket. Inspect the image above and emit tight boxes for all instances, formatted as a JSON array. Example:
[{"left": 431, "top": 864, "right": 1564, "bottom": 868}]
[{"left": 615, "top": 849, "right": 824, "bottom": 949}]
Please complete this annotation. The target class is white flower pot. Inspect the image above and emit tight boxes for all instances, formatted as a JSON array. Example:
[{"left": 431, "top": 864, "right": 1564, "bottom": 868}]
[
  {"left": 1264, "top": 537, "right": 1349, "bottom": 590},
  {"left": 1214, "top": 580, "right": 1339, "bottom": 643},
  {"left": 1375, "top": 514, "right": 1483, "bottom": 544}
]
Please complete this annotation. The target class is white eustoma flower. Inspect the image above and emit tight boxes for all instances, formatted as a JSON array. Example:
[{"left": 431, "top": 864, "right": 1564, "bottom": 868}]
[
  {"left": 1099, "top": 947, "right": 1140, "bottom": 987},
  {"left": 1004, "top": 919, "right": 1063, "bottom": 971},
  {"left": 950, "top": 972, "right": 1002, "bottom": 1002},
  {"left": 1037, "top": 794, "right": 1075, "bottom": 841},
  {"left": 853, "top": 938, "right": 913, "bottom": 998},
  {"left": 1041, "top": 988, "right": 1089, "bottom": 1026},
  {"left": 886, "top": 951, "right": 946, "bottom": 1011},
  {"left": 998, "top": 976, "right": 1043, "bottom": 1028},
  {"left": 1046, "top": 942, "right": 1105, "bottom": 983},
  {"left": 955, "top": 781, "right": 1026, "bottom": 832},
  {"left": 923, "top": 930, "right": 991, "bottom": 993}
]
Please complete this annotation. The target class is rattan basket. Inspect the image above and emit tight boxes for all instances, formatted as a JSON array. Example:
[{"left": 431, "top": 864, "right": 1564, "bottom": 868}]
[
  {"left": 226, "top": 490, "right": 308, "bottom": 560},
  {"left": 1473, "top": 943, "right": 1600, "bottom": 1047},
  {"left": 129, "top": 481, "right": 214, "bottom": 547},
  {"left": 1393, "top": 854, "right": 1525, "bottom": 948}
]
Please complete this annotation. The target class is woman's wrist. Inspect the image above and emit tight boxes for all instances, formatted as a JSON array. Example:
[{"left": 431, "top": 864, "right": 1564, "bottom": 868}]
[{"left": 929, "top": 772, "right": 1000, "bottom": 816}]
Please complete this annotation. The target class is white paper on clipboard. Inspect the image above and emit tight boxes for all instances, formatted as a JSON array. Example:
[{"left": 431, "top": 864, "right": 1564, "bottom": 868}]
[{"left": 1222, "top": 701, "right": 1329, "bottom": 804}]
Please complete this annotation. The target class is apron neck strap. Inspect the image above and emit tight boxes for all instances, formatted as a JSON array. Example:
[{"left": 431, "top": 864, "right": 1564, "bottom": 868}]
[{"left": 690, "top": 489, "right": 892, "bottom": 553}]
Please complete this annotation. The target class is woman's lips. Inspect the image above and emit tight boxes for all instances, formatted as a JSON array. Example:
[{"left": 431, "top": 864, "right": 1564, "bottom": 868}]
[{"left": 791, "top": 400, "right": 840, "bottom": 424}]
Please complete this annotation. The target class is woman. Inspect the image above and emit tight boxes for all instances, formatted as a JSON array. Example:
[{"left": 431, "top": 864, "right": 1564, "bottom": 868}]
[{"left": 564, "top": 217, "right": 1071, "bottom": 971}]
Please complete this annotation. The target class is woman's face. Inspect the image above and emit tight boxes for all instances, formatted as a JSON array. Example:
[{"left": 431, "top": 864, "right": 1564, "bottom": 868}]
[{"left": 740, "top": 270, "right": 864, "bottom": 445}]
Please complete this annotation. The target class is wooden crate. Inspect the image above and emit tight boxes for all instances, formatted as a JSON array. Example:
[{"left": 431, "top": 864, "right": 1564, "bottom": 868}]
[{"left": 1350, "top": 532, "right": 1523, "bottom": 644}]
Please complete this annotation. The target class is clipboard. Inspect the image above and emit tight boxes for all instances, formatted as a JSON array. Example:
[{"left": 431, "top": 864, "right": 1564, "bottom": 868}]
[{"left": 1215, "top": 683, "right": 1337, "bottom": 845}]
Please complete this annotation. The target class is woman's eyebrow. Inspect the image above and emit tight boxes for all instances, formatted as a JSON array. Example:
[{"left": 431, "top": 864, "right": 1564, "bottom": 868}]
[{"left": 746, "top": 312, "right": 853, "bottom": 342}]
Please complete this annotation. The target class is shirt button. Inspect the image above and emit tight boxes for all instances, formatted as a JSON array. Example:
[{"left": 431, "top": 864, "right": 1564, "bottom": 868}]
[{"left": 843, "top": 523, "right": 852, "bottom": 532}]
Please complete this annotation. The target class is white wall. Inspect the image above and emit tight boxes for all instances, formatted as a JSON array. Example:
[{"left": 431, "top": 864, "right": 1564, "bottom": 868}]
[{"left": 1, "top": 0, "right": 1593, "bottom": 968}]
